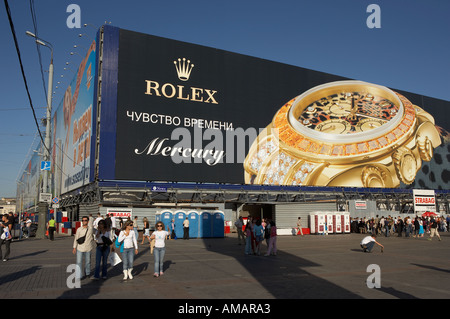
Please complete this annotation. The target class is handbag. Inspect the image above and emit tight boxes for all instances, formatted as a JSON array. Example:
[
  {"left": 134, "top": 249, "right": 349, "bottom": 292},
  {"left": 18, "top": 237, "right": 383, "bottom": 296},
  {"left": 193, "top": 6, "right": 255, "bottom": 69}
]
[
  {"left": 108, "top": 251, "right": 122, "bottom": 266},
  {"left": 77, "top": 227, "right": 89, "bottom": 245},
  {"left": 101, "top": 235, "right": 113, "bottom": 246},
  {"left": 115, "top": 236, "right": 124, "bottom": 253},
  {"left": 150, "top": 238, "right": 155, "bottom": 254}
]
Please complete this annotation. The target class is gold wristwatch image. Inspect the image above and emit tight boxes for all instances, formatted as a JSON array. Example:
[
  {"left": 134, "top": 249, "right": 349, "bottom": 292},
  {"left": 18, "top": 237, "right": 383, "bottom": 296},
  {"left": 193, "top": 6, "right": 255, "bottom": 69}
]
[{"left": 244, "top": 80, "right": 442, "bottom": 188}]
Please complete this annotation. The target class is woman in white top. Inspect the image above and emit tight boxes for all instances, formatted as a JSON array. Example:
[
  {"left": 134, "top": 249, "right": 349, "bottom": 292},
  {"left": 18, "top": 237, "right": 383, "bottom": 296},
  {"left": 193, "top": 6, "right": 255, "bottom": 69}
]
[
  {"left": 150, "top": 221, "right": 170, "bottom": 277},
  {"left": 118, "top": 220, "right": 138, "bottom": 280}
]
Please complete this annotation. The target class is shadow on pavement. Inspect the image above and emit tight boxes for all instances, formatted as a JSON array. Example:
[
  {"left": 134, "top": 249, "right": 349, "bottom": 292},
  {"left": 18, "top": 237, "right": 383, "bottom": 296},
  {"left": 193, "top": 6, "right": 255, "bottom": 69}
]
[
  {"left": 0, "top": 266, "right": 41, "bottom": 286},
  {"left": 57, "top": 245, "right": 151, "bottom": 299},
  {"left": 200, "top": 236, "right": 364, "bottom": 299}
]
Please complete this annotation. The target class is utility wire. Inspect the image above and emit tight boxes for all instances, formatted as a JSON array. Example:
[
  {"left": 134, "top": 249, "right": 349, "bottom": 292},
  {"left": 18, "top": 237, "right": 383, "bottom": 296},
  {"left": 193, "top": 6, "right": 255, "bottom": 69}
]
[
  {"left": 29, "top": 0, "right": 48, "bottom": 103},
  {"left": 3, "top": 0, "right": 49, "bottom": 155}
]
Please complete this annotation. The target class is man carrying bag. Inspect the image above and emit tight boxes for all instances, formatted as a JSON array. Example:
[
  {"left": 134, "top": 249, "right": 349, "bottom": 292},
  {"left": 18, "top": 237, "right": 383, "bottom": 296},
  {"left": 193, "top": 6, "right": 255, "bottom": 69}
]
[{"left": 73, "top": 216, "right": 94, "bottom": 280}]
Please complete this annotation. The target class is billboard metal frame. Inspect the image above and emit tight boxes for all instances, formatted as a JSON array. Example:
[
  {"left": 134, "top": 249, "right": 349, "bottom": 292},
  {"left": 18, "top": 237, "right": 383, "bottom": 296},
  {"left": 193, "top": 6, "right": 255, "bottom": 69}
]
[{"left": 17, "top": 25, "right": 450, "bottom": 218}]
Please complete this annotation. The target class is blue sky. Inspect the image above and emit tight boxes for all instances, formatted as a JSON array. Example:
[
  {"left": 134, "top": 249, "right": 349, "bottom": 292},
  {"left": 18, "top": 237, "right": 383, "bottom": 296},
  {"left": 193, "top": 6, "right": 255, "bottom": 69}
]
[{"left": 1, "top": 0, "right": 449, "bottom": 198}]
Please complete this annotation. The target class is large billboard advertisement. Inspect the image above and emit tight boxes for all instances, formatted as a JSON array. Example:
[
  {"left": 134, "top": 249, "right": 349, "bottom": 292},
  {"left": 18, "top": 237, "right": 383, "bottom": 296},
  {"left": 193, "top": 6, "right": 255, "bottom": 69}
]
[
  {"left": 51, "top": 40, "right": 96, "bottom": 195},
  {"left": 100, "top": 26, "right": 450, "bottom": 190}
]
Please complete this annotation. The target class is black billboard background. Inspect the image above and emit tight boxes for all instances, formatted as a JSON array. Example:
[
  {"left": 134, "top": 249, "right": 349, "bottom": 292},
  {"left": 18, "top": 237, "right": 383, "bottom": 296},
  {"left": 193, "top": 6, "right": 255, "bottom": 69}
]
[{"left": 115, "top": 28, "right": 450, "bottom": 187}]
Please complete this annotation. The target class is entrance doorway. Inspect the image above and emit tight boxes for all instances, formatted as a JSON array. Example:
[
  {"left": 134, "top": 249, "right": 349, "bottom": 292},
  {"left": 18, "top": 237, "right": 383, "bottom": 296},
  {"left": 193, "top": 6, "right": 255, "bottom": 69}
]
[{"left": 239, "top": 204, "right": 273, "bottom": 221}]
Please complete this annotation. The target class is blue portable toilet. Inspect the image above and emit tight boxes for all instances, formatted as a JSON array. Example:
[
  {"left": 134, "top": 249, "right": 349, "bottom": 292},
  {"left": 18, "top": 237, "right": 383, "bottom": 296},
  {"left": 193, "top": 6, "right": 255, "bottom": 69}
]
[
  {"left": 174, "top": 210, "right": 186, "bottom": 239},
  {"left": 213, "top": 211, "right": 225, "bottom": 238},
  {"left": 200, "top": 212, "right": 212, "bottom": 238},
  {"left": 159, "top": 210, "right": 173, "bottom": 232},
  {"left": 188, "top": 211, "right": 199, "bottom": 238}
]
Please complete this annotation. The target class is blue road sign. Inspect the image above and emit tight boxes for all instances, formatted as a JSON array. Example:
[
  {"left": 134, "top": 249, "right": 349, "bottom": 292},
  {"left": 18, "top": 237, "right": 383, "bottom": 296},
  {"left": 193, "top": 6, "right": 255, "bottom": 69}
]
[{"left": 41, "top": 161, "right": 51, "bottom": 171}]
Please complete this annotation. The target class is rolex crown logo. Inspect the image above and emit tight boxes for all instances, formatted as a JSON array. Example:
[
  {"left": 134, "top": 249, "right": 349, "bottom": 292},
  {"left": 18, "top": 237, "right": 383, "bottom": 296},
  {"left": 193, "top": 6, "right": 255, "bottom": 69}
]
[{"left": 174, "top": 58, "right": 194, "bottom": 81}]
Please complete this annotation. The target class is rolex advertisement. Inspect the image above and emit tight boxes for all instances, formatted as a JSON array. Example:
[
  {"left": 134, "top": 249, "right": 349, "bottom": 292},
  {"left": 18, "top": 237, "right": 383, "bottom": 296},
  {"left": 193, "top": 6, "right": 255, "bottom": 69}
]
[{"left": 107, "top": 26, "right": 450, "bottom": 190}]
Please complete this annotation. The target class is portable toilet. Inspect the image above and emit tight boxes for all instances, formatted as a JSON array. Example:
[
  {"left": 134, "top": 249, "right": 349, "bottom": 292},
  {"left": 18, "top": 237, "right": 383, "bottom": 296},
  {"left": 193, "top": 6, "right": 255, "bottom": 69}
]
[
  {"left": 213, "top": 211, "right": 225, "bottom": 238},
  {"left": 188, "top": 210, "right": 199, "bottom": 238},
  {"left": 158, "top": 210, "right": 173, "bottom": 232},
  {"left": 334, "top": 212, "right": 343, "bottom": 233},
  {"left": 174, "top": 210, "right": 187, "bottom": 239},
  {"left": 200, "top": 211, "right": 213, "bottom": 238}
]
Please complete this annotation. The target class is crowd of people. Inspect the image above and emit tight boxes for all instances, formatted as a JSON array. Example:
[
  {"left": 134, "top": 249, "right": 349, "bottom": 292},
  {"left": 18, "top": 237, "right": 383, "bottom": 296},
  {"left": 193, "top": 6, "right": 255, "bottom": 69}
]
[
  {"left": 72, "top": 213, "right": 169, "bottom": 281},
  {"left": 235, "top": 216, "right": 277, "bottom": 257},
  {"left": 351, "top": 214, "right": 449, "bottom": 241}
]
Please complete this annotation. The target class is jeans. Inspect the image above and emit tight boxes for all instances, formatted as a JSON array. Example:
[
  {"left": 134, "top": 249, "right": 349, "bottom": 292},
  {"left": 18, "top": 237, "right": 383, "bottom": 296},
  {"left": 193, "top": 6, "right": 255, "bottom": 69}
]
[
  {"left": 405, "top": 224, "right": 412, "bottom": 237},
  {"left": 94, "top": 245, "right": 110, "bottom": 278},
  {"left": 76, "top": 250, "right": 91, "bottom": 278},
  {"left": 0, "top": 239, "right": 11, "bottom": 260},
  {"left": 361, "top": 241, "right": 375, "bottom": 252},
  {"left": 266, "top": 236, "right": 277, "bottom": 255},
  {"left": 154, "top": 247, "right": 166, "bottom": 273},
  {"left": 122, "top": 248, "right": 135, "bottom": 270},
  {"left": 384, "top": 225, "right": 389, "bottom": 237},
  {"left": 245, "top": 236, "right": 252, "bottom": 254}
]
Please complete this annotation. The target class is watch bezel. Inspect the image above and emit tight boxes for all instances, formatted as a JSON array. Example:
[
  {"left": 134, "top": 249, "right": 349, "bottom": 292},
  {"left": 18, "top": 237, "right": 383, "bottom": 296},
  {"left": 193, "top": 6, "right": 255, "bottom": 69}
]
[{"left": 287, "top": 80, "right": 404, "bottom": 144}]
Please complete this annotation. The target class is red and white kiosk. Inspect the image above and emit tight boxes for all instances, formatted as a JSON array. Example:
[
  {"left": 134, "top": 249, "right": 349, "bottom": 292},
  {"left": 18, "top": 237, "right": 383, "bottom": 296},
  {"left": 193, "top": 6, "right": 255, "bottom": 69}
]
[
  {"left": 325, "top": 212, "right": 334, "bottom": 234},
  {"left": 310, "top": 211, "right": 351, "bottom": 235},
  {"left": 333, "top": 212, "right": 342, "bottom": 233},
  {"left": 309, "top": 212, "right": 326, "bottom": 234}
]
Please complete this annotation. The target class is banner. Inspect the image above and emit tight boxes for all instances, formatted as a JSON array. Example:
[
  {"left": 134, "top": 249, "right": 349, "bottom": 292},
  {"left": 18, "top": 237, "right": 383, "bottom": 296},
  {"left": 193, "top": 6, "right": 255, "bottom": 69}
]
[
  {"left": 413, "top": 189, "right": 436, "bottom": 212},
  {"left": 51, "top": 40, "right": 96, "bottom": 195},
  {"left": 99, "top": 26, "right": 450, "bottom": 190}
]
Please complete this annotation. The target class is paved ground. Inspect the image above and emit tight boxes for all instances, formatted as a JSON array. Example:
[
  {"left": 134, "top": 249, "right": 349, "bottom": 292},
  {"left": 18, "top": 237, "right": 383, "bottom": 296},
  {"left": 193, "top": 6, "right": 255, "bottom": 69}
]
[{"left": 0, "top": 231, "right": 449, "bottom": 301}]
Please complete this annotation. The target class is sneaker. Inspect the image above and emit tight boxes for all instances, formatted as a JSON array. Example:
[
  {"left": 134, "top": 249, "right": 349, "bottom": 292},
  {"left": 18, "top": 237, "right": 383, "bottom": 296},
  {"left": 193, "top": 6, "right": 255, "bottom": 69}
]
[
  {"left": 2, "top": 259, "right": 7, "bottom": 262},
  {"left": 153, "top": 273, "right": 159, "bottom": 277},
  {"left": 159, "top": 271, "right": 164, "bottom": 276},
  {"left": 91, "top": 277, "right": 100, "bottom": 280}
]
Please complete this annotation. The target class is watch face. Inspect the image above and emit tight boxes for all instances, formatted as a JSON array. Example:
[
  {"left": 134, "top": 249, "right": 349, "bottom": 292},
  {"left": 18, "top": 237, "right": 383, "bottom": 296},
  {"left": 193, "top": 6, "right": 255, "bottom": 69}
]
[
  {"left": 298, "top": 92, "right": 399, "bottom": 135},
  {"left": 286, "top": 81, "right": 408, "bottom": 145}
]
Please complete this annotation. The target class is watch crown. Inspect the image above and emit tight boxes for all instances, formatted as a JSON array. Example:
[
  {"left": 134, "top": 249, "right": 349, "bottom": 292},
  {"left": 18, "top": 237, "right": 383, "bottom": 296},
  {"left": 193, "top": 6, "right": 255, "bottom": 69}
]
[
  {"left": 361, "top": 165, "right": 388, "bottom": 188},
  {"left": 393, "top": 147, "right": 417, "bottom": 185}
]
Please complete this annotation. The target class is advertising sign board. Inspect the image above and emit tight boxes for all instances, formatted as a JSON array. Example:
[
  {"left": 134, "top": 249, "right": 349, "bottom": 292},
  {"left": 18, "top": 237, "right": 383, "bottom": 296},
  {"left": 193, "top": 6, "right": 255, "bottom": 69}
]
[
  {"left": 413, "top": 189, "right": 436, "bottom": 212},
  {"left": 51, "top": 40, "right": 97, "bottom": 195},
  {"left": 95, "top": 26, "right": 449, "bottom": 190}
]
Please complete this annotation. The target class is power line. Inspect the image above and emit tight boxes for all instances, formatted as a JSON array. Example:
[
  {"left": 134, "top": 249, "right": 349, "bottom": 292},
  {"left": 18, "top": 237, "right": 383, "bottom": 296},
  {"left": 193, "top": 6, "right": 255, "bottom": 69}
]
[
  {"left": 29, "top": 0, "right": 48, "bottom": 103},
  {"left": 3, "top": 0, "right": 49, "bottom": 155}
]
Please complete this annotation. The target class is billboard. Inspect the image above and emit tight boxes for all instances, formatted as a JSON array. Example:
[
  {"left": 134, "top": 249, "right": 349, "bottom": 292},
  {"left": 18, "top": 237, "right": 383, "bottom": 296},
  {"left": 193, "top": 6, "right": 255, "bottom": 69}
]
[
  {"left": 98, "top": 26, "right": 450, "bottom": 190},
  {"left": 413, "top": 189, "right": 436, "bottom": 212},
  {"left": 51, "top": 40, "right": 96, "bottom": 195}
]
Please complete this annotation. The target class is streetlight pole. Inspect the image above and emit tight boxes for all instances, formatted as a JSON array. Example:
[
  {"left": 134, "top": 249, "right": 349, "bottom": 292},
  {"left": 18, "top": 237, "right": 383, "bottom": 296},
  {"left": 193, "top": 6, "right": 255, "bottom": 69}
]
[
  {"left": 26, "top": 31, "right": 54, "bottom": 239},
  {"left": 26, "top": 31, "right": 53, "bottom": 195}
]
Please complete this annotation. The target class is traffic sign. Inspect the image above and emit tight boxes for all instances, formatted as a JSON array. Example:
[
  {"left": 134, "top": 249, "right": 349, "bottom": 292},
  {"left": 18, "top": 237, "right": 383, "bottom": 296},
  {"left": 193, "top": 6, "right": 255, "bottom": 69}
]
[
  {"left": 40, "top": 161, "right": 51, "bottom": 171},
  {"left": 52, "top": 197, "right": 60, "bottom": 204},
  {"left": 39, "top": 192, "right": 52, "bottom": 203}
]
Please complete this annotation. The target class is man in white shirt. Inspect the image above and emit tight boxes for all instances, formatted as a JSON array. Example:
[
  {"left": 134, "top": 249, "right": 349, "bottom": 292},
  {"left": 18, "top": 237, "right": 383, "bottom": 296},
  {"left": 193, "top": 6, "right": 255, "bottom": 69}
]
[
  {"left": 25, "top": 218, "right": 32, "bottom": 238},
  {"left": 183, "top": 217, "right": 189, "bottom": 240},
  {"left": 360, "top": 234, "right": 384, "bottom": 253},
  {"left": 110, "top": 214, "right": 116, "bottom": 239},
  {"left": 93, "top": 213, "right": 102, "bottom": 230}
]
